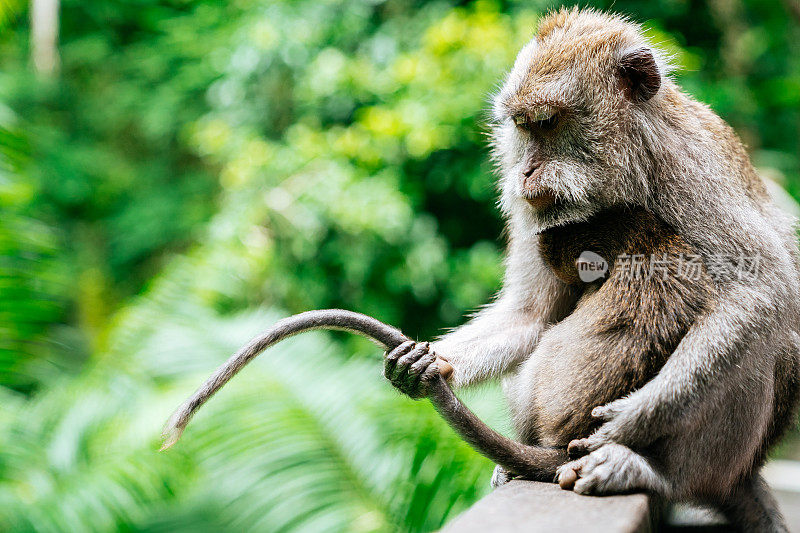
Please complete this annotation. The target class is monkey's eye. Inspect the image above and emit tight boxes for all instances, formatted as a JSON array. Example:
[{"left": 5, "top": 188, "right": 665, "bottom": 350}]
[
  {"left": 513, "top": 109, "right": 559, "bottom": 132},
  {"left": 535, "top": 112, "right": 559, "bottom": 130}
]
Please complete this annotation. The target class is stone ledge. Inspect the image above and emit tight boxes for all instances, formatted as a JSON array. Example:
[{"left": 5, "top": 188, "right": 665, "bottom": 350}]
[{"left": 441, "top": 480, "right": 657, "bottom": 533}]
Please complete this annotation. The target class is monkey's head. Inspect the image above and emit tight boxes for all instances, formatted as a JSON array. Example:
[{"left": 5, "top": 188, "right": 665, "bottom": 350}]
[{"left": 491, "top": 8, "right": 669, "bottom": 232}]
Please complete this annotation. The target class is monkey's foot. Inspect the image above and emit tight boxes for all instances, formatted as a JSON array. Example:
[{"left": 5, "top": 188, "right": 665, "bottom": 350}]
[
  {"left": 383, "top": 341, "right": 440, "bottom": 399},
  {"left": 564, "top": 403, "right": 629, "bottom": 458},
  {"left": 490, "top": 465, "right": 517, "bottom": 488},
  {"left": 556, "top": 443, "right": 668, "bottom": 496},
  {"left": 567, "top": 434, "right": 606, "bottom": 457}
]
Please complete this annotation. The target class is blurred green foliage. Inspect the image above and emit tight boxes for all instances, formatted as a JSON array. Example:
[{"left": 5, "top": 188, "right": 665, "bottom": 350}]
[{"left": 0, "top": 0, "right": 798, "bottom": 530}]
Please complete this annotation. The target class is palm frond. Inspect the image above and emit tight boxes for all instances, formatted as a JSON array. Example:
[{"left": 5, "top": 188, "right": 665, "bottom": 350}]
[{"left": 0, "top": 306, "right": 500, "bottom": 532}]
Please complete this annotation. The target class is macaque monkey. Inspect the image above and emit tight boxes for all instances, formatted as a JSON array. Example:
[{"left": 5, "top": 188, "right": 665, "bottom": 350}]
[
  {"left": 386, "top": 8, "right": 800, "bottom": 531},
  {"left": 164, "top": 8, "right": 800, "bottom": 531}
]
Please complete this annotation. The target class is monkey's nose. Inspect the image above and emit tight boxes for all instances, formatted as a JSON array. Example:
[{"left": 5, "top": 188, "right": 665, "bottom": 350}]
[
  {"left": 522, "top": 166, "right": 545, "bottom": 190},
  {"left": 522, "top": 161, "right": 546, "bottom": 191},
  {"left": 522, "top": 161, "right": 555, "bottom": 209},
  {"left": 522, "top": 160, "right": 543, "bottom": 178}
]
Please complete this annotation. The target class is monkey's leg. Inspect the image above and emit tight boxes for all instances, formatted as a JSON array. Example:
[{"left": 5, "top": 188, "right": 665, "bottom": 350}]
[
  {"left": 555, "top": 443, "right": 672, "bottom": 496},
  {"left": 716, "top": 474, "right": 788, "bottom": 533}
]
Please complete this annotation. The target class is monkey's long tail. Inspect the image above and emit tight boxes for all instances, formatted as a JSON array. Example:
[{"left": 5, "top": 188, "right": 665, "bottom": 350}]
[{"left": 161, "top": 309, "right": 565, "bottom": 480}]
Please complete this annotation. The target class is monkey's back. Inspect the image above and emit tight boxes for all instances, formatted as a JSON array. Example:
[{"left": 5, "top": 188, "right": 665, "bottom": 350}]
[{"left": 526, "top": 207, "right": 716, "bottom": 446}]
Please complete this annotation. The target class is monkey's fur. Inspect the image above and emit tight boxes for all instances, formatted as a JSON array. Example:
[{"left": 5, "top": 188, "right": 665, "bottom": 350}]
[{"left": 388, "top": 8, "right": 800, "bottom": 531}]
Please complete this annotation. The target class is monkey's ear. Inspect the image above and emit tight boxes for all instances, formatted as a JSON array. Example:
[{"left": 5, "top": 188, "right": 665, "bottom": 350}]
[{"left": 618, "top": 48, "right": 661, "bottom": 103}]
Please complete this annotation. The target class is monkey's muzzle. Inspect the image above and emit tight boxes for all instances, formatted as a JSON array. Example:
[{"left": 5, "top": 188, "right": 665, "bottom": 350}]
[
  {"left": 524, "top": 190, "right": 557, "bottom": 210},
  {"left": 522, "top": 166, "right": 557, "bottom": 210}
]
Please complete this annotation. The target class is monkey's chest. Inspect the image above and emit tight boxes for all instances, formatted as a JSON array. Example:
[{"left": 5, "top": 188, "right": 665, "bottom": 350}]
[
  {"left": 519, "top": 207, "right": 714, "bottom": 446},
  {"left": 537, "top": 208, "right": 638, "bottom": 286},
  {"left": 514, "top": 285, "right": 662, "bottom": 447}
]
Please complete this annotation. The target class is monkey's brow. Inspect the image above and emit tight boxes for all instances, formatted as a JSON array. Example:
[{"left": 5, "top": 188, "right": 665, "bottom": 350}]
[{"left": 503, "top": 98, "right": 566, "bottom": 117}]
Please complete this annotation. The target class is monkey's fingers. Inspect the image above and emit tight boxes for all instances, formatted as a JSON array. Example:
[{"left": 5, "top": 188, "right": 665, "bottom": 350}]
[
  {"left": 420, "top": 362, "right": 440, "bottom": 383},
  {"left": 391, "top": 342, "right": 429, "bottom": 382},
  {"left": 402, "top": 351, "right": 436, "bottom": 397},
  {"left": 568, "top": 438, "right": 591, "bottom": 458},
  {"left": 409, "top": 352, "right": 436, "bottom": 380},
  {"left": 568, "top": 435, "right": 608, "bottom": 457},
  {"left": 384, "top": 340, "right": 415, "bottom": 378}
]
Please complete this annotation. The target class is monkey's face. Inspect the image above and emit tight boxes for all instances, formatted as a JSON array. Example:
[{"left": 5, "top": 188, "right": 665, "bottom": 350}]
[
  {"left": 489, "top": 9, "right": 663, "bottom": 233},
  {"left": 490, "top": 87, "right": 607, "bottom": 233}
]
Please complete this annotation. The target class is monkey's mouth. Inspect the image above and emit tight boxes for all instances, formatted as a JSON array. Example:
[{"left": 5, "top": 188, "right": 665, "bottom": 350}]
[
  {"left": 521, "top": 167, "right": 562, "bottom": 211},
  {"left": 523, "top": 191, "right": 594, "bottom": 233},
  {"left": 517, "top": 177, "right": 592, "bottom": 231},
  {"left": 522, "top": 183, "right": 564, "bottom": 212},
  {"left": 523, "top": 190, "right": 558, "bottom": 210}
]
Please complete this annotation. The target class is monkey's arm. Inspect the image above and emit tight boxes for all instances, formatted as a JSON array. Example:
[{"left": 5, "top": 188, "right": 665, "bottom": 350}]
[
  {"left": 577, "top": 282, "right": 780, "bottom": 452},
  {"left": 433, "top": 252, "right": 575, "bottom": 388}
]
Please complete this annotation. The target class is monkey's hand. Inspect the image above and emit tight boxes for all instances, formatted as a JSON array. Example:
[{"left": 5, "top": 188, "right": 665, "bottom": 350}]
[{"left": 384, "top": 341, "right": 451, "bottom": 399}]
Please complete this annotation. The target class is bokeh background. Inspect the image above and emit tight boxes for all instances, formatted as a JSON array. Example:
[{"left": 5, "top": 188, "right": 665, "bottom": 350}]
[{"left": 1, "top": 0, "right": 799, "bottom": 531}]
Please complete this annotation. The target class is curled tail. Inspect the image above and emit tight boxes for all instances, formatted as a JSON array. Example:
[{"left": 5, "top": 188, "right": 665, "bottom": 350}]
[
  {"left": 161, "top": 309, "right": 409, "bottom": 450},
  {"left": 161, "top": 309, "right": 567, "bottom": 482}
]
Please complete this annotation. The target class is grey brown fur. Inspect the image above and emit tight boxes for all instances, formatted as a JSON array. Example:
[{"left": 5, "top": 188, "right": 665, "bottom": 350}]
[
  {"left": 164, "top": 8, "right": 800, "bottom": 531},
  {"left": 388, "top": 7, "right": 800, "bottom": 532}
]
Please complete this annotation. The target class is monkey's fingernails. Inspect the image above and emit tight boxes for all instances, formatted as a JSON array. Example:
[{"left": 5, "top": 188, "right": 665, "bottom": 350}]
[
  {"left": 387, "top": 341, "right": 415, "bottom": 361},
  {"left": 437, "top": 359, "right": 454, "bottom": 380},
  {"left": 558, "top": 468, "right": 578, "bottom": 490}
]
